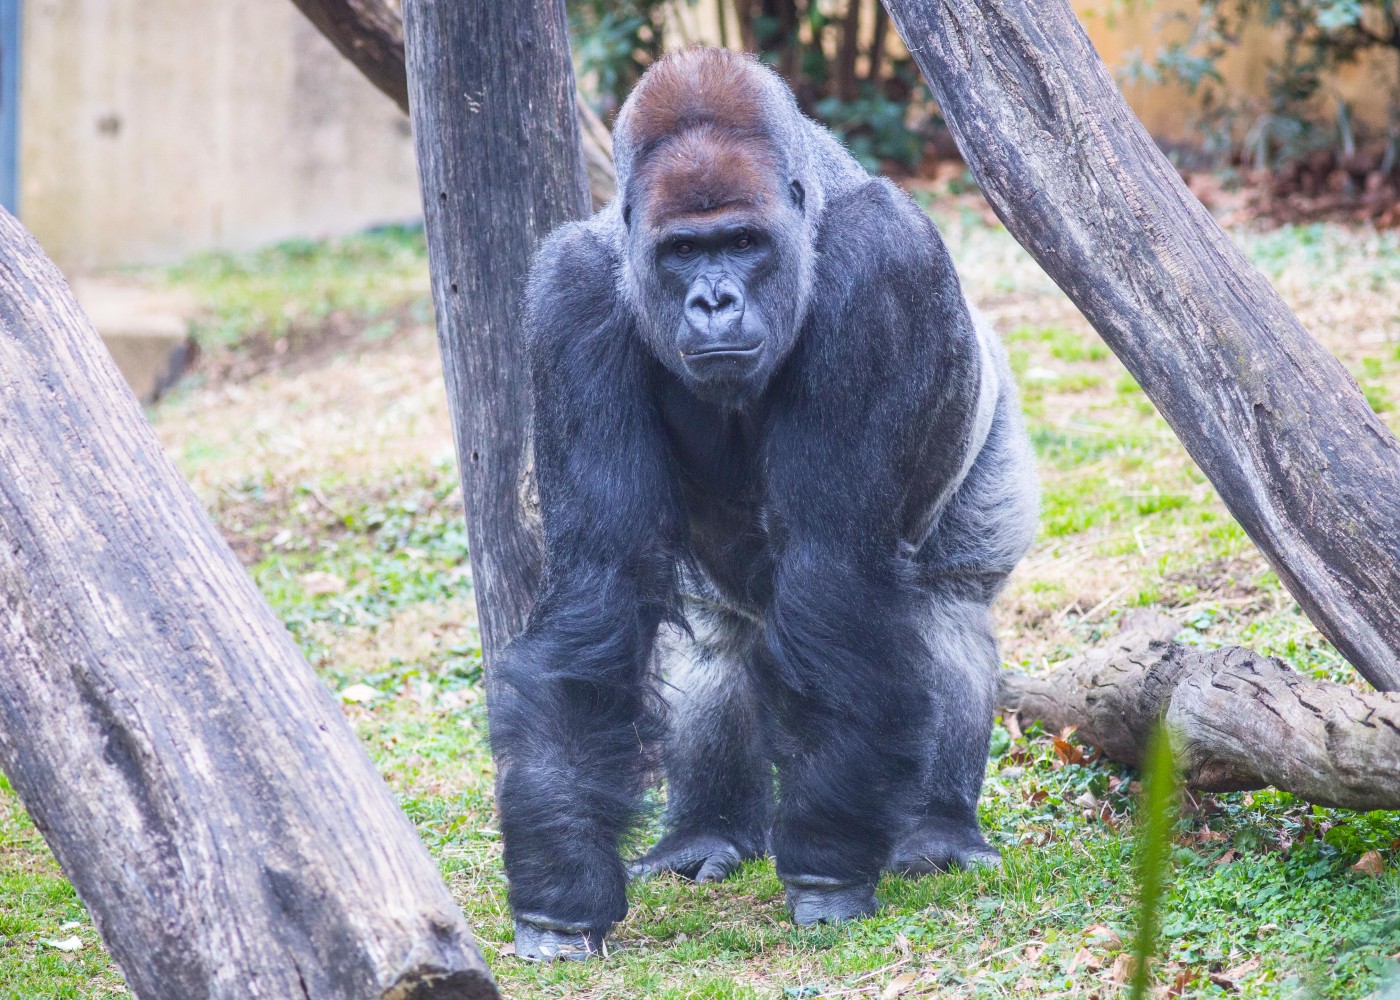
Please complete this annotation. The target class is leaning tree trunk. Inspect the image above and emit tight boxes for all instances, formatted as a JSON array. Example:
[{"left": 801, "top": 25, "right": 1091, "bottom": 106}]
[
  {"left": 1000, "top": 612, "right": 1400, "bottom": 811},
  {"left": 0, "top": 210, "right": 496, "bottom": 999},
  {"left": 288, "top": 0, "right": 617, "bottom": 210},
  {"left": 403, "top": 0, "right": 590, "bottom": 660},
  {"left": 883, "top": 0, "right": 1400, "bottom": 690}
]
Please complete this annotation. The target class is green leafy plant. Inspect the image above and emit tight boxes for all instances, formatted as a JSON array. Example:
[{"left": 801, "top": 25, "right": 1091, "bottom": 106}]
[
  {"left": 1130, "top": 726, "right": 1178, "bottom": 999},
  {"left": 814, "top": 76, "right": 929, "bottom": 173},
  {"left": 1124, "top": 0, "right": 1400, "bottom": 167}
]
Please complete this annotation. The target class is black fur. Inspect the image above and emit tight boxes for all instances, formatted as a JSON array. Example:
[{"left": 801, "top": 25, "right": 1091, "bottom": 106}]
[{"left": 489, "top": 49, "right": 1037, "bottom": 958}]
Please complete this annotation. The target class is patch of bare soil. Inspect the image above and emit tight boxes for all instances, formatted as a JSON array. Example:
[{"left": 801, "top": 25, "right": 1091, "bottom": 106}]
[{"left": 193, "top": 300, "right": 431, "bottom": 388}]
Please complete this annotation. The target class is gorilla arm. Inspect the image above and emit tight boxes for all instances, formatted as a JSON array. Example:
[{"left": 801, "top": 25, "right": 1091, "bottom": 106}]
[
  {"left": 759, "top": 180, "right": 992, "bottom": 922},
  {"left": 490, "top": 223, "right": 684, "bottom": 958}
]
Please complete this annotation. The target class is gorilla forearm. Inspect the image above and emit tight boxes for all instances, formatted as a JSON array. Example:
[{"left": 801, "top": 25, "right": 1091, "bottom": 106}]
[
  {"left": 489, "top": 569, "right": 668, "bottom": 929},
  {"left": 763, "top": 547, "right": 933, "bottom": 886}
]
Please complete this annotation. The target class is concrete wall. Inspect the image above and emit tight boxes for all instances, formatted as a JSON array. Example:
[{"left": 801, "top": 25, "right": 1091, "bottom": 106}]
[
  {"left": 20, "top": 0, "right": 423, "bottom": 271},
  {"left": 1076, "top": 1, "right": 1400, "bottom": 143}
]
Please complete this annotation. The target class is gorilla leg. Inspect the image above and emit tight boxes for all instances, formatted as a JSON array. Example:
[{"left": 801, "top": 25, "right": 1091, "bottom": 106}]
[
  {"left": 760, "top": 552, "right": 934, "bottom": 925},
  {"left": 893, "top": 387, "right": 1037, "bottom": 875},
  {"left": 890, "top": 589, "right": 1002, "bottom": 875},
  {"left": 632, "top": 605, "right": 771, "bottom": 883}
]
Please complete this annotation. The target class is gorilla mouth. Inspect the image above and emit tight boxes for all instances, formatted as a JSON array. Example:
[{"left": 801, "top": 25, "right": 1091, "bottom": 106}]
[
  {"left": 682, "top": 344, "right": 764, "bottom": 361},
  {"left": 681, "top": 343, "right": 765, "bottom": 383}
]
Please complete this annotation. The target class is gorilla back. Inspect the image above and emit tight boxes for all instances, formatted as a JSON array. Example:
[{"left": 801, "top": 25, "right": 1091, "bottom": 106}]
[{"left": 492, "top": 47, "right": 1037, "bottom": 960}]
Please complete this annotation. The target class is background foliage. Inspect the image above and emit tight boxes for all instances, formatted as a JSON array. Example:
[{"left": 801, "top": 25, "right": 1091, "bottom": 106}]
[
  {"left": 1126, "top": 0, "right": 1400, "bottom": 169},
  {"left": 568, "top": 0, "right": 933, "bottom": 173}
]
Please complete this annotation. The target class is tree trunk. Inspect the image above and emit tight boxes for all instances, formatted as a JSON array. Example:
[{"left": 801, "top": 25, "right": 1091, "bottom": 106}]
[
  {"left": 1000, "top": 612, "right": 1400, "bottom": 811},
  {"left": 402, "top": 0, "right": 589, "bottom": 661},
  {"left": 867, "top": 2, "right": 889, "bottom": 86},
  {"left": 882, "top": 0, "right": 1400, "bottom": 690},
  {"left": 835, "top": 0, "right": 864, "bottom": 102},
  {"left": 288, "top": 0, "right": 616, "bottom": 210},
  {"left": 0, "top": 210, "right": 497, "bottom": 999}
]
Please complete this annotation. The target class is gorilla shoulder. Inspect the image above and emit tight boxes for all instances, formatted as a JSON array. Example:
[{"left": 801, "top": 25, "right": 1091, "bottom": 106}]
[
  {"left": 523, "top": 220, "right": 626, "bottom": 363},
  {"left": 814, "top": 178, "right": 947, "bottom": 287}
]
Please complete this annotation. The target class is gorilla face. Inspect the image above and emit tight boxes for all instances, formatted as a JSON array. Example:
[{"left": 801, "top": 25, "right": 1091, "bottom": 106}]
[{"left": 626, "top": 167, "right": 811, "bottom": 407}]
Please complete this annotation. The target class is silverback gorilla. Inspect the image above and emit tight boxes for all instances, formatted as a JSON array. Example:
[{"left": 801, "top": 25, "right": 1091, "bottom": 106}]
[{"left": 493, "top": 48, "right": 1038, "bottom": 960}]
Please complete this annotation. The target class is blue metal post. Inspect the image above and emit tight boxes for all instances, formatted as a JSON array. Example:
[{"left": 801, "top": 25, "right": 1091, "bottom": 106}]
[{"left": 0, "top": 0, "right": 19, "bottom": 214}]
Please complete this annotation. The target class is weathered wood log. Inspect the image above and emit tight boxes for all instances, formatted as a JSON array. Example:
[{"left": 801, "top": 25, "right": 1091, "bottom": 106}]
[
  {"left": 884, "top": 0, "right": 1400, "bottom": 690},
  {"left": 288, "top": 0, "right": 617, "bottom": 210},
  {"left": 999, "top": 612, "right": 1400, "bottom": 811},
  {"left": 403, "top": 0, "right": 589, "bottom": 660},
  {"left": 0, "top": 209, "right": 497, "bottom": 999}
]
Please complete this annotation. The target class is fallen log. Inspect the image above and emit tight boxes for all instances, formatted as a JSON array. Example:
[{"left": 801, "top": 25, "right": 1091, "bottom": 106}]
[
  {"left": 999, "top": 612, "right": 1400, "bottom": 811},
  {"left": 0, "top": 208, "right": 498, "bottom": 998}
]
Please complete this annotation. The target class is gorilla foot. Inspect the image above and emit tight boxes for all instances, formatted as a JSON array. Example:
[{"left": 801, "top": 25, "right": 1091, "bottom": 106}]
[
  {"left": 629, "top": 832, "right": 754, "bottom": 884},
  {"left": 891, "top": 816, "right": 1001, "bottom": 876},
  {"left": 783, "top": 875, "right": 880, "bottom": 926},
  {"left": 513, "top": 915, "right": 606, "bottom": 962}
]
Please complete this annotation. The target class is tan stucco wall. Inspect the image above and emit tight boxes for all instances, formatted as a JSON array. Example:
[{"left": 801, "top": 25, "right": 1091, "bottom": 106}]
[
  {"left": 1077, "top": 1, "right": 1400, "bottom": 142},
  {"left": 671, "top": 0, "right": 1400, "bottom": 144},
  {"left": 20, "top": 0, "right": 423, "bottom": 271}
]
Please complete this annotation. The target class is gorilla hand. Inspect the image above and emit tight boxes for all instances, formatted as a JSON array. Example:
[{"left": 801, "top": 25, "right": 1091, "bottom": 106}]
[
  {"left": 629, "top": 831, "right": 757, "bottom": 884},
  {"left": 890, "top": 815, "right": 1002, "bottom": 876}
]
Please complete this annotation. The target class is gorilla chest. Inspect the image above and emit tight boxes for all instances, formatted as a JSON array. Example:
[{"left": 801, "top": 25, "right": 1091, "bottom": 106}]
[{"left": 656, "top": 383, "right": 776, "bottom": 603}]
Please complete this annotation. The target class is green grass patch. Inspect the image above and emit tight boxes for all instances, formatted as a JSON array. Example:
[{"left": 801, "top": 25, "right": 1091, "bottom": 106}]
[{"left": 168, "top": 224, "right": 430, "bottom": 352}]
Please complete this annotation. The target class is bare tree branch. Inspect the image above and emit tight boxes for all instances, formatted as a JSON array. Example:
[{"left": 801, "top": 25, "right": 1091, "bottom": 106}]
[{"left": 288, "top": 0, "right": 616, "bottom": 208}]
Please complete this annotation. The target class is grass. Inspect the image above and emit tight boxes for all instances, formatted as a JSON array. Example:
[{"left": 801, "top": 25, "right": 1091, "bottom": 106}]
[
  {"left": 5, "top": 214, "right": 1400, "bottom": 997},
  {"left": 167, "top": 223, "right": 432, "bottom": 353}
]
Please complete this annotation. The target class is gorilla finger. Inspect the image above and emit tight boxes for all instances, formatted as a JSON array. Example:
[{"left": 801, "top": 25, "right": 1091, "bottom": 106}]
[
  {"left": 629, "top": 846, "right": 707, "bottom": 880},
  {"left": 695, "top": 845, "right": 743, "bottom": 883}
]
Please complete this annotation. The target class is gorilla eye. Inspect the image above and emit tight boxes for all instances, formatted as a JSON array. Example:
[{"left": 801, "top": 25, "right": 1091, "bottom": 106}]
[
  {"left": 734, "top": 234, "right": 752, "bottom": 251},
  {"left": 674, "top": 241, "right": 694, "bottom": 257}
]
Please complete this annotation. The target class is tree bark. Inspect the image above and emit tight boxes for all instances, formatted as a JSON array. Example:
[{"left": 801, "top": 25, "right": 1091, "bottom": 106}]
[
  {"left": 836, "top": 0, "right": 864, "bottom": 102},
  {"left": 882, "top": 0, "right": 1400, "bottom": 690},
  {"left": 287, "top": 0, "right": 616, "bottom": 210},
  {"left": 0, "top": 209, "right": 497, "bottom": 998},
  {"left": 403, "top": 1, "right": 589, "bottom": 661},
  {"left": 1000, "top": 612, "right": 1400, "bottom": 811},
  {"left": 288, "top": 0, "right": 409, "bottom": 111}
]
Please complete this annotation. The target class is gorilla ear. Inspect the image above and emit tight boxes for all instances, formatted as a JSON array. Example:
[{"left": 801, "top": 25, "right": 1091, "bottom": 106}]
[
  {"left": 623, "top": 202, "right": 633, "bottom": 229},
  {"left": 789, "top": 180, "right": 805, "bottom": 213}
]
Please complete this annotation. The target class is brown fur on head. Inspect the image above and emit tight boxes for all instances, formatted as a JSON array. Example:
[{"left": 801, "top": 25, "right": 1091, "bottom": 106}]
[
  {"left": 622, "top": 49, "right": 784, "bottom": 226},
  {"left": 636, "top": 125, "right": 780, "bottom": 224},
  {"left": 623, "top": 48, "right": 770, "bottom": 153}
]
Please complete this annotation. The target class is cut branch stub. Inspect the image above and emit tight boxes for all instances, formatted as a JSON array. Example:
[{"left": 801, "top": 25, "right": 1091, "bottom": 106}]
[
  {"left": 884, "top": 0, "right": 1400, "bottom": 689},
  {"left": 0, "top": 207, "right": 497, "bottom": 999},
  {"left": 1000, "top": 612, "right": 1400, "bottom": 811},
  {"left": 288, "top": 0, "right": 616, "bottom": 209}
]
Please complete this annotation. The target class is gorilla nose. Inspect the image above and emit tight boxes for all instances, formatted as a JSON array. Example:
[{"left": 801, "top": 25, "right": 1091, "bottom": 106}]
[{"left": 684, "top": 281, "right": 745, "bottom": 342}]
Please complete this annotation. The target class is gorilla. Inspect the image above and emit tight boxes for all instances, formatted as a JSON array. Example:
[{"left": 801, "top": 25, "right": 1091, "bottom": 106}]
[{"left": 491, "top": 47, "right": 1037, "bottom": 960}]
